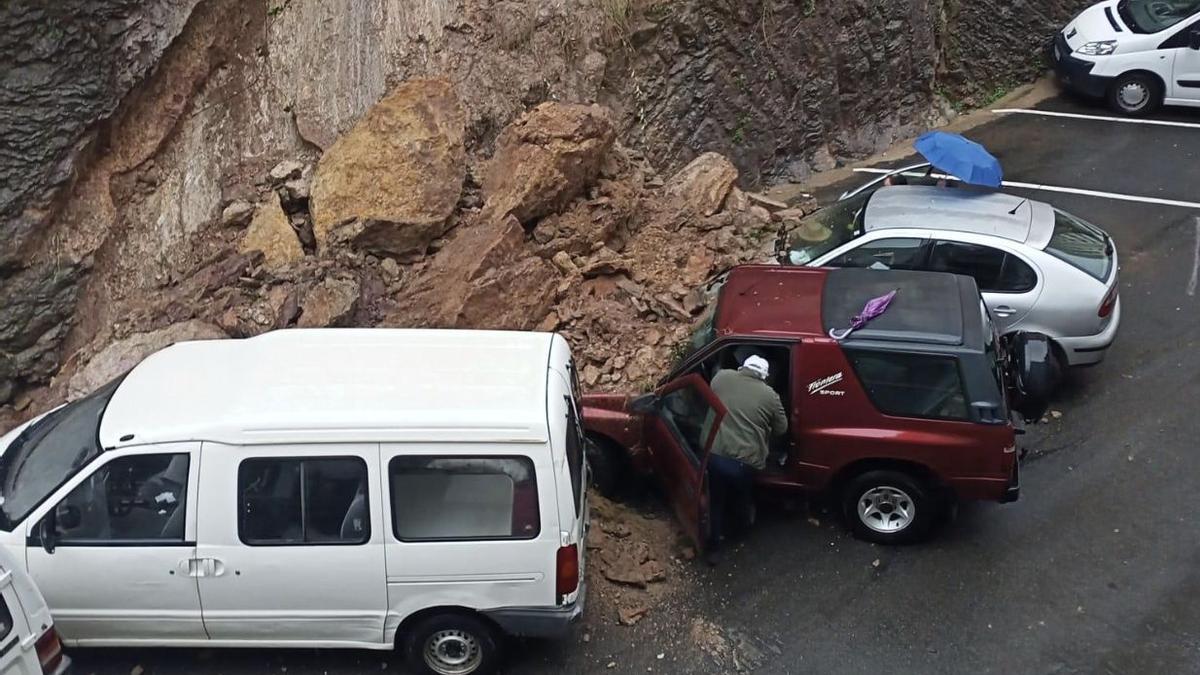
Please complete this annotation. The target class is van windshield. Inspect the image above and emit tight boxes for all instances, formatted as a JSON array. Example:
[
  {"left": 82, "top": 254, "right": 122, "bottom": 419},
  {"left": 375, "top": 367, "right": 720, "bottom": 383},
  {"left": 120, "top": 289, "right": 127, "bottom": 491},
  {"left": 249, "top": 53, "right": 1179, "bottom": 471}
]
[
  {"left": 0, "top": 377, "right": 123, "bottom": 531},
  {"left": 1118, "top": 0, "right": 1200, "bottom": 33}
]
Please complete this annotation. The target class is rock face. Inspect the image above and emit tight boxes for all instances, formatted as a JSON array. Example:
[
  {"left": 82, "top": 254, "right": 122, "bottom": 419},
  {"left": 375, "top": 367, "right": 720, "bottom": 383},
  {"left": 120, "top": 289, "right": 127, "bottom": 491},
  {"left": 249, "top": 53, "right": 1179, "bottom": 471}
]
[
  {"left": 297, "top": 277, "right": 361, "bottom": 328},
  {"left": 310, "top": 79, "right": 467, "bottom": 259},
  {"left": 483, "top": 103, "right": 616, "bottom": 226},
  {"left": 67, "top": 320, "right": 226, "bottom": 399},
  {"left": 666, "top": 153, "right": 739, "bottom": 217},
  {"left": 239, "top": 195, "right": 304, "bottom": 269}
]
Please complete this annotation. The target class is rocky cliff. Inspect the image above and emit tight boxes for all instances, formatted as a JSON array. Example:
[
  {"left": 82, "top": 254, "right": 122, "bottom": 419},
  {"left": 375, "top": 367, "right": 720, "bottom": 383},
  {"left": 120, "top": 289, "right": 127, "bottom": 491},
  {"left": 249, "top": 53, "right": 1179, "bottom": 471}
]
[{"left": 0, "top": 0, "right": 1092, "bottom": 420}]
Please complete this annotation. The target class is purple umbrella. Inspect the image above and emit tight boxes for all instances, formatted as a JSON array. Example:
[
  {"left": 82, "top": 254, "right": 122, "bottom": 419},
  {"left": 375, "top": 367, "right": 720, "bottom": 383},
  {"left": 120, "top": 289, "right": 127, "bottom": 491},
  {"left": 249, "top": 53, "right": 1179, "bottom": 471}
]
[{"left": 829, "top": 290, "right": 898, "bottom": 340}]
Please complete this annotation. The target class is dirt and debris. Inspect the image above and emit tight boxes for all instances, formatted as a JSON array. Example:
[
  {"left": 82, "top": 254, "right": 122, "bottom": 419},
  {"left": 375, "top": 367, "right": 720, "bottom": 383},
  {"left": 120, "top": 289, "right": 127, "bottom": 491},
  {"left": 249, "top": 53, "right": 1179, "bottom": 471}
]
[
  {"left": 689, "top": 618, "right": 778, "bottom": 672},
  {"left": 585, "top": 494, "right": 695, "bottom": 629}
]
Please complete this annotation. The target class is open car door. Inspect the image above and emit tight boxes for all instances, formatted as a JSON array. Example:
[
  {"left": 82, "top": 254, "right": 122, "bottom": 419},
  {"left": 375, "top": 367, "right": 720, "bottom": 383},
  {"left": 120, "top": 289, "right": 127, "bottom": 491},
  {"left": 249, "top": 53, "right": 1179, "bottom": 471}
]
[{"left": 639, "top": 374, "right": 727, "bottom": 551}]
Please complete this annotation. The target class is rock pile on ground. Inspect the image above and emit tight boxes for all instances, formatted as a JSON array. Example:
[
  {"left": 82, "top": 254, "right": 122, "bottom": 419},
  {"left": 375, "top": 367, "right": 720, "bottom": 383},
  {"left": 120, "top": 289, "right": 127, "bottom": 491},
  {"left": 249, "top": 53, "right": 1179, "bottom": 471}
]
[{"left": 0, "top": 78, "right": 817, "bottom": 431}]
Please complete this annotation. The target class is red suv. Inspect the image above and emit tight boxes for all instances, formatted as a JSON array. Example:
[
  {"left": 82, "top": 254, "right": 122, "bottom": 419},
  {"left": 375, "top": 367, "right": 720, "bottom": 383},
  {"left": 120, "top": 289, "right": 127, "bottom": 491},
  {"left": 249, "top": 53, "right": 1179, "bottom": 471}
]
[{"left": 583, "top": 265, "right": 1054, "bottom": 545}]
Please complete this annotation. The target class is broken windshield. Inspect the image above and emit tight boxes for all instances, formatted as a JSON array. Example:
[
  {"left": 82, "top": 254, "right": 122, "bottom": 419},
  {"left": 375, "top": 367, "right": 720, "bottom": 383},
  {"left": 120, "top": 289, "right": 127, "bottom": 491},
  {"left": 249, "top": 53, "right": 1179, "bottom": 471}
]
[
  {"left": 786, "top": 191, "right": 872, "bottom": 266},
  {"left": 1118, "top": 0, "right": 1200, "bottom": 33},
  {"left": 0, "top": 376, "right": 124, "bottom": 531}
]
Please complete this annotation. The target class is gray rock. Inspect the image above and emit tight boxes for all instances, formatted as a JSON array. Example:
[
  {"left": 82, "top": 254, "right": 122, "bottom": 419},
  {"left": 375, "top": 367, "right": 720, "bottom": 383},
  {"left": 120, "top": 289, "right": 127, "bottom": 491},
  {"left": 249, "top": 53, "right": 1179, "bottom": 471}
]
[
  {"left": 269, "top": 160, "right": 305, "bottom": 183},
  {"left": 67, "top": 320, "right": 227, "bottom": 399},
  {"left": 297, "top": 276, "right": 361, "bottom": 328},
  {"left": 221, "top": 200, "right": 255, "bottom": 228}
]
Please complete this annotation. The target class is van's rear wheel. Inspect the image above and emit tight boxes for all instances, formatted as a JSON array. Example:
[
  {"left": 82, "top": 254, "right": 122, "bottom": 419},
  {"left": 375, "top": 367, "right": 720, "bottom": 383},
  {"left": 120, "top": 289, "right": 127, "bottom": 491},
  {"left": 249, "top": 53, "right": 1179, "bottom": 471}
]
[
  {"left": 1107, "top": 72, "right": 1162, "bottom": 116},
  {"left": 404, "top": 613, "right": 501, "bottom": 675},
  {"left": 841, "top": 470, "right": 940, "bottom": 545}
]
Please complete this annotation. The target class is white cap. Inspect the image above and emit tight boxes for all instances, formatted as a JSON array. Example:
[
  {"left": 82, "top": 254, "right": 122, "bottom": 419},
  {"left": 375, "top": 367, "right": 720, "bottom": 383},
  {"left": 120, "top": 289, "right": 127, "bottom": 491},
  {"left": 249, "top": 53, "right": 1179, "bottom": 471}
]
[{"left": 741, "top": 355, "right": 770, "bottom": 379}]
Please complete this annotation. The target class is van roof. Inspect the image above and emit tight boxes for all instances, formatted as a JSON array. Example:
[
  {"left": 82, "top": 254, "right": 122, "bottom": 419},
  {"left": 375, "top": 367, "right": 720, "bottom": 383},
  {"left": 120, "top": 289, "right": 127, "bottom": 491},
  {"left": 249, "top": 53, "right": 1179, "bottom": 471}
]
[
  {"left": 99, "top": 329, "right": 561, "bottom": 448},
  {"left": 716, "top": 266, "right": 982, "bottom": 349}
]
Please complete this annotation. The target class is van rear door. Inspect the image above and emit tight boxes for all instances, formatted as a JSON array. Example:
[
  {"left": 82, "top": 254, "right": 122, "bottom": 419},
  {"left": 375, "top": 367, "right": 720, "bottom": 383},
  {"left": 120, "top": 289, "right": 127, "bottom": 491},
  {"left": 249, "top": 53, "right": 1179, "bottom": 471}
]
[{"left": 640, "top": 375, "right": 727, "bottom": 551}]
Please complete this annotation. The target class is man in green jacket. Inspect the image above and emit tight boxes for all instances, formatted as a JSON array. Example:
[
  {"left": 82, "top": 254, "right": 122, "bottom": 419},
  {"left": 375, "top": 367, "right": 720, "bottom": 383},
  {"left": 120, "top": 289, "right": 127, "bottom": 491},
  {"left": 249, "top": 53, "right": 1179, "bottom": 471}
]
[{"left": 706, "top": 355, "right": 788, "bottom": 564}]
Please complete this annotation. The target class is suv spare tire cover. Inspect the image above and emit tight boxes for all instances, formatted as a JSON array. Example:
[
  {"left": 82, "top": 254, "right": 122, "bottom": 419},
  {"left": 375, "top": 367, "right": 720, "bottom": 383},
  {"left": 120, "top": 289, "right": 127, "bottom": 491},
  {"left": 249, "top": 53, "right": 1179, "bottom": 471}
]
[{"left": 1010, "top": 332, "right": 1059, "bottom": 420}]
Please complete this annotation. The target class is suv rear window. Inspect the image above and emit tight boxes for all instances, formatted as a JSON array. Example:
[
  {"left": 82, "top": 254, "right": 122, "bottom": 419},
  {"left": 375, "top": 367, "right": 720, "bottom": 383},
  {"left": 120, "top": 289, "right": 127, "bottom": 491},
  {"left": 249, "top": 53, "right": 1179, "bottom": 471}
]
[
  {"left": 1046, "top": 210, "right": 1113, "bottom": 281},
  {"left": 847, "top": 351, "right": 969, "bottom": 421}
]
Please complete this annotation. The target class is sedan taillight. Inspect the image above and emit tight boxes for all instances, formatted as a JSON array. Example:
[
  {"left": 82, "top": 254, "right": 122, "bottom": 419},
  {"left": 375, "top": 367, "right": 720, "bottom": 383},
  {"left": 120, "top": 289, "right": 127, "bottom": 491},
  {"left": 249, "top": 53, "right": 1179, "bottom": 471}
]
[
  {"left": 36, "top": 627, "right": 63, "bottom": 674},
  {"left": 1098, "top": 283, "right": 1118, "bottom": 318}
]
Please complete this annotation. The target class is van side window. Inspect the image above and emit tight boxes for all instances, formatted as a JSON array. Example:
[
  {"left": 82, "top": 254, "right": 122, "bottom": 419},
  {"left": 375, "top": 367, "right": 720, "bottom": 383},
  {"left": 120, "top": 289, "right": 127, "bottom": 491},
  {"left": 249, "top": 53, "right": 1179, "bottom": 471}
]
[
  {"left": 238, "top": 457, "right": 370, "bottom": 546},
  {"left": 389, "top": 457, "right": 539, "bottom": 541},
  {"left": 847, "top": 351, "right": 969, "bottom": 421},
  {"left": 0, "top": 595, "right": 13, "bottom": 641},
  {"left": 564, "top": 397, "right": 584, "bottom": 517},
  {"left": 48, "top": 453, "right": 189, "bottom": 544}
]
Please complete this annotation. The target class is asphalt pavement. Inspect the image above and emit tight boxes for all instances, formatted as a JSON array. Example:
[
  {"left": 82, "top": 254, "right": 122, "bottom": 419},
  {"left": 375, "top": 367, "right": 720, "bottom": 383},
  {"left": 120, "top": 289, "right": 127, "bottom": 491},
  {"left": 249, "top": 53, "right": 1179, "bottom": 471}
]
[{"left": 71, "top": 92, "right": 1200, "bottom": 674}]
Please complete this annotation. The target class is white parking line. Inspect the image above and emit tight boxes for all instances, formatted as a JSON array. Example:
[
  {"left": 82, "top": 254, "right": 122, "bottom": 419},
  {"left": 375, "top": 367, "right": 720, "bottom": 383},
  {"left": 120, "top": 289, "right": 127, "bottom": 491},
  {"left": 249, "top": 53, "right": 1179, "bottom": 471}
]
[
  {"left": 851, "top": 167, "right": 1200, "bottom": 210},
  {"left": 1188, "top": 218, "right": 1199, "bottom": 297},
  {"left": 992, "top": 108, "right": 1200, "bottom": 130}
]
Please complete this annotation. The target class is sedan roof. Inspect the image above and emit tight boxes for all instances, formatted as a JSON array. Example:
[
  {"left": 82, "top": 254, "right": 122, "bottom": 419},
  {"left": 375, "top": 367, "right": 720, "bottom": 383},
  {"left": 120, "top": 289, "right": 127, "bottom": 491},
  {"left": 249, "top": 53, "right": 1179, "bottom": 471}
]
[{"left": 863, "top": 185, "right": 1054, "bottom": 246}]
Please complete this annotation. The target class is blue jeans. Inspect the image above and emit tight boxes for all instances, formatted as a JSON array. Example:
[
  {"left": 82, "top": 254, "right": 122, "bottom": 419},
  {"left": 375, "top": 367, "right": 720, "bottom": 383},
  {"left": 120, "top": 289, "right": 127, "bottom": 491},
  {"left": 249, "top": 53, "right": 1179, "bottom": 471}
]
[{"left": 707, "top": 453, "right": 756, "bottom": 550}]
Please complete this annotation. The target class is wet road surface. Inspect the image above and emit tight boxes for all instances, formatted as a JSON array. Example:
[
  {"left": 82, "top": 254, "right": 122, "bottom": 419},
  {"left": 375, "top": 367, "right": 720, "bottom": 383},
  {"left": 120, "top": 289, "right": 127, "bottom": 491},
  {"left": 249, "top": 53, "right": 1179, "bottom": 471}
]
[{"left": 73, "top": 92, "right": 1200, "bottom": 674}]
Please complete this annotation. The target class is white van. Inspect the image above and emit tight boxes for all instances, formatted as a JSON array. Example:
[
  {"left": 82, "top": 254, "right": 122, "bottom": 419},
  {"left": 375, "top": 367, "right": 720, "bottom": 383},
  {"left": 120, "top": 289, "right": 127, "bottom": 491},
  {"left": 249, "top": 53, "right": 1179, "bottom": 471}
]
[
  {"left": 0, "top": 329, "right": 587, "bottom": 675},
  {"left": 1053, "top": 0, "right": 1200, "bottom": 114},
  {"left": 0, "top": 547, "right": 69, "bottom": 675}
]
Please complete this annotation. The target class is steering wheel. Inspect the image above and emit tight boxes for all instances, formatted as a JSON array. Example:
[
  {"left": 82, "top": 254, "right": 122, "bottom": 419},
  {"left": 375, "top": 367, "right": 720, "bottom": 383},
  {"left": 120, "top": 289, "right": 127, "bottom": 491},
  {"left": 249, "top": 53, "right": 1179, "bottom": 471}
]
[{"left": 1150, "top": 1, "right": 1175, "bottom": 19}]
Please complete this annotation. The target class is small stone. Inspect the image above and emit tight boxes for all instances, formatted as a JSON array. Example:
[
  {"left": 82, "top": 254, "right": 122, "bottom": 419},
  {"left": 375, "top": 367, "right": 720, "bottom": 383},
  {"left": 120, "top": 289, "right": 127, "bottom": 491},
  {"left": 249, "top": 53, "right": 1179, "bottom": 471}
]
[
  {"left": 806, "top": 517, "right": 821, "bottom": 528},
  {"left": 749, "top": 205, "right": 773, "bottom": 223},
  {"left": 872, "top": 559, "right": 881, "bottom": 568},
  {"left": 607, "top": 662, "right": 617, "bottom": 669},
  {"left": 618, "top": 605, "right": 650, "bottom": 626},
  {"left": 379, "top": 257, "right": 401, "bottom": 281},
  {"left": 1050, "top": 410, "right": 1063, "bottom": 419},
  {"left": 745, "top": 191, "right": 789, "bottom": 211},
  {"left": 131, "top": 666, "right": 145, "bottom": 675},
  {"left": 221, "top": 200, "right": 254, "bottom": 227},
  {"left": 552, "top": 251, "right": 580, "bottom": 276},
  {"left": 583, "top": 364, "right": 601, "bottom": 387},
  {"left": 269, "top": 160, "right": 305, "bottom": 183}
]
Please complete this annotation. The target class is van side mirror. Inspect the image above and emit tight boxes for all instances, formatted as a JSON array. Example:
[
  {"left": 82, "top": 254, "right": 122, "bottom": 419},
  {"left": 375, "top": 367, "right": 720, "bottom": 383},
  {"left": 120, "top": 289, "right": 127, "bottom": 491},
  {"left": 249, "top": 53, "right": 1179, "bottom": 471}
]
[
  {"left": 37, "top": 516, "right": 57, "bottom": 555},
  {"left": 1190, "top": 28, "right": 1200, "bottom": 50},
  {"left": 628, "top": 394, "right": 659, "bottom": 415}
]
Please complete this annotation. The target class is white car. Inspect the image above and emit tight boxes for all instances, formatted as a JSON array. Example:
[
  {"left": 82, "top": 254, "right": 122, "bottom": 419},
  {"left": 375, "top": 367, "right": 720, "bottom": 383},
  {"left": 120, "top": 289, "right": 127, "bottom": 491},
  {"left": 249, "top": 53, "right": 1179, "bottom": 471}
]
[
  {"left": 0, "top": 546, "right": 69, "bottom": 675},
  {"left": 785, "top": 167, "right": 1121, "bottom": 367},
  {"left": 1052, "top": 0, "right": 1200, "bottom": 115},
  {"left": 0, "top": 329, "right": 587, "bottom": 675}
]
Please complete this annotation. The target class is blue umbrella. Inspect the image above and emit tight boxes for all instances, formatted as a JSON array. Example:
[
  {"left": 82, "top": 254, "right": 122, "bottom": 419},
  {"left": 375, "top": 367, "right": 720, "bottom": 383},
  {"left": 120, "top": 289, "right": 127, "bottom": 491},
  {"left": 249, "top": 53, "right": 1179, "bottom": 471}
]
[{"left": 913, "top": 131, "right": 1003, "bottom": 188}]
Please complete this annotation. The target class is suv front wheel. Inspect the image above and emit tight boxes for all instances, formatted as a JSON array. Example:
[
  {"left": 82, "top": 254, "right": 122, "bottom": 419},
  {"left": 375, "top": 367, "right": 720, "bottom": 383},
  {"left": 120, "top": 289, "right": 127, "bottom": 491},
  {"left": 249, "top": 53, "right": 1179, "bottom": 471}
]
[{"left": 841, "top": 470, "right": 941, "bottom": 545}]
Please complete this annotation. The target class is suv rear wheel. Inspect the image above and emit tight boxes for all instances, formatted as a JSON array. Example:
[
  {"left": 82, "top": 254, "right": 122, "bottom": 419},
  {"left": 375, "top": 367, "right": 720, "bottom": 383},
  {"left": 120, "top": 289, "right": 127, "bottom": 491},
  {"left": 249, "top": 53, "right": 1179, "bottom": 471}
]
[
  {"left": 841, "top": 470, "right": 940, "bottom": 545},
  {"left": 403, "top": 612, "right": 502, "bottom": 675}
]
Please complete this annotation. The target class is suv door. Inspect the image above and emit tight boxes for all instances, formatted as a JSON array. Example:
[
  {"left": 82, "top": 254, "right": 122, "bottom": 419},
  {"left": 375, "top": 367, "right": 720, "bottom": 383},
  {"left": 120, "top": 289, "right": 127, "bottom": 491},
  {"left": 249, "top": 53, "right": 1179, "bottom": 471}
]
[
  {"left": 25, "top": 443, "right": 206, "bottom": 642},
  {"left": 926, "top": 240, "right": 1042, "bottom": 332},
  {"left": 641, "top": 375, "right": 727, "bottom": 550}
]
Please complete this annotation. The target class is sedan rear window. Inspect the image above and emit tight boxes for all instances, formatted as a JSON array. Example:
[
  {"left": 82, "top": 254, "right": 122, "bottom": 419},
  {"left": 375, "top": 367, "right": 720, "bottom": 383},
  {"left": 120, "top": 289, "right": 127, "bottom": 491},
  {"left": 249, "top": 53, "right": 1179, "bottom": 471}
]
[{"left": 1045, "top": 211, "right": 1113, "bottom": 281}]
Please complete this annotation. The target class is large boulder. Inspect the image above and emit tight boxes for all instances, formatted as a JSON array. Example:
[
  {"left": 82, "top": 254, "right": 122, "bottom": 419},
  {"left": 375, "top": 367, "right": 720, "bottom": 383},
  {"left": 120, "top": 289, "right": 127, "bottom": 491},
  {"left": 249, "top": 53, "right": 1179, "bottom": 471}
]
[
  {"left": 405, "top": 216, "right": 558, "bottom": 330},
  {"left": 666, "top": 152, "right": 739, "bottom": 217},
  {"left": 483, "top": 103, "right": 616, "bottom": 226},
  {"left": 238, "top": 194, "right": 303, "bottom": 269},
  {"left": 67, "top": 320, "right": 227, "bottom": 399},
  {"left": 310, "top": 79, "right": 466, "bottom": 259}
]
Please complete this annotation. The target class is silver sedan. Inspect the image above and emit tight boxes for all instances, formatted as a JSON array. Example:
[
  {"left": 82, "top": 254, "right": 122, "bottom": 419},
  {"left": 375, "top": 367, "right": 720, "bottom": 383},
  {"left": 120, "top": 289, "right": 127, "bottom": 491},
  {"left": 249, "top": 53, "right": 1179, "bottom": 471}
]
[{"left": 785, "top": 164, "right": 1120, "bottom": 367}]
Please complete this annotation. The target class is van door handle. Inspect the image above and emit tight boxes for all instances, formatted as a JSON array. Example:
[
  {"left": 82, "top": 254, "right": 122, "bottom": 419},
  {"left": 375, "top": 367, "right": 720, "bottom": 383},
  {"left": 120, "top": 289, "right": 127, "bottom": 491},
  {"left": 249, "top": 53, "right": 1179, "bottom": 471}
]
[
  {"left": 204, "top": 558, "right": 227, "bottom": 578},
  {"left": 993, "top": 305, "right": 1016, "bottom": 317},
  {"left": 178, "top": 559, "right": 203, "bottom": 577}
]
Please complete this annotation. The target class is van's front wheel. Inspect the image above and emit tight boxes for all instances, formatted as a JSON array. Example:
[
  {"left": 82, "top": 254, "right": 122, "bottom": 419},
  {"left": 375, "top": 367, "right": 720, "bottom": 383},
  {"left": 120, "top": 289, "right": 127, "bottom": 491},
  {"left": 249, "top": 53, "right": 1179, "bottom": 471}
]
[
  {"left": 404, "top": 613, "right": 502, "bottom": 675},
  {"left": 841, "top": 470, "right": 940, "bottom": 545},
  {"left": 1107, "top": 72, "right": 1163, "bottom": 116}
]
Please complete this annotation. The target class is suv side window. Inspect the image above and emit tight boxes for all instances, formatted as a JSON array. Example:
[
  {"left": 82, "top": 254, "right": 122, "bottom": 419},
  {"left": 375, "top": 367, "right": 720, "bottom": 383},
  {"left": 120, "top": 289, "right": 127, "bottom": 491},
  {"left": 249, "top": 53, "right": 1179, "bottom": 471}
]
[
  {"left": 847, "top": 351, "right": 969, "bottom": 421},
  {"left": 49, "top": 453, "right": 190, "bottom": 544},
  {"left": 828, "top": 238, "right": 928, "bottom": 270},
  {"left": 238, "top": 457, "right": 370, "bottom": 546},
  {"left": 390, "top": 457, "right": 540, "bottom": 541},
  {"left": 928, "top": 241, "right": 1036, "bottom": 293}
]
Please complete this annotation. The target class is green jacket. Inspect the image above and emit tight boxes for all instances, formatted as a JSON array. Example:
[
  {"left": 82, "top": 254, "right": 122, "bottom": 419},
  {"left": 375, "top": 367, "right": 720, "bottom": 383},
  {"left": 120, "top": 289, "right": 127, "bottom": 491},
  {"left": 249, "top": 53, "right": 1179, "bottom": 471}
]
[{"left": 708, "top": 369, "right": 789, "bottom": 470}]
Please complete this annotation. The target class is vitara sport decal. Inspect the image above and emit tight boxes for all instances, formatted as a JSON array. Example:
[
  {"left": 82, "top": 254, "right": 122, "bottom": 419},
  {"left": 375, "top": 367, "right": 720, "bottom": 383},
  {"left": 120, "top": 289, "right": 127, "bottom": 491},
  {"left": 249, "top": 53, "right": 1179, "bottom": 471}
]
[{"left": 808, "top": 372, "right": 846, "bottom": 396}]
